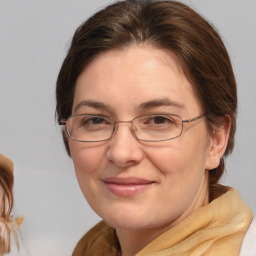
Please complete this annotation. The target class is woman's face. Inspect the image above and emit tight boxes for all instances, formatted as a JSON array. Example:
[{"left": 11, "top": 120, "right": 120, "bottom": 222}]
[{"left": 69, "top": 46, "right": 216, "bottom": 231}]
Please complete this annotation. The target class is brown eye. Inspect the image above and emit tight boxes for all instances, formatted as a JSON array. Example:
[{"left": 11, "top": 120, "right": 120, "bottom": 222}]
[
  {"left": 153, "top": 116, "right": 168, "bottom": 125},
  {"left": 89, "top": 117, "right": 105, "bottom": 125},
  {"left": 147, "top": 115, "right": 174, "bottom": 126},
  {"left": 79, "top": 116, "right": 110, "bottom": 128}
]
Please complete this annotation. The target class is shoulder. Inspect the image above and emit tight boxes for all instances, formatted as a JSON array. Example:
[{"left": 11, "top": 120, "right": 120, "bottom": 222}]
[
  {"left": 240, "top": 217, "right": 256, "bottom": 255},
  {"left": 72, "top": 220, "right": 119, "bottom": 256}
]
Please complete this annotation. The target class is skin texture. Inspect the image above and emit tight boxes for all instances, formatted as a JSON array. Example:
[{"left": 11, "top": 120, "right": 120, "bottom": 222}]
[{"left": 69, "top": 46, "right": 229, "bottom": 256}]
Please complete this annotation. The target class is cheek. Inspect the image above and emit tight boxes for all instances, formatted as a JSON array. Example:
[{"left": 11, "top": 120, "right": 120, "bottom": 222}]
[
  {"left": 145, "top": 134, "right": 209, "bottom": 181},
  {"left": 69, "top": 141, "right": 105, "bottom": 175},
  {"left": 69, "top": 141, "right": 107, "bottom": 208},
  {"left": 148, "top": 147, "right": 179, "bottom": 175},
  {"left": 144, "top": 143, "right": 191, "bottom": 177}
]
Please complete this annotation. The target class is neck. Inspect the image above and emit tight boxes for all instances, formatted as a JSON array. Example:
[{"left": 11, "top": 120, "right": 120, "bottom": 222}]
[
  {"left": 116, "top": 172, "right": 209, "bottom": 256},
  {"left": 117, "top": 226, "right": 172, "bottom": 256}
]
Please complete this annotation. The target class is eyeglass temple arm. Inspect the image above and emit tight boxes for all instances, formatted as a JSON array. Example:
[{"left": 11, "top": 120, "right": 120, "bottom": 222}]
[
  {"left": 59, "top": 120, "right": 66, "bottom": 125},
  {"left": 182, "top": 114, "right": 206, "bottom": 123}
]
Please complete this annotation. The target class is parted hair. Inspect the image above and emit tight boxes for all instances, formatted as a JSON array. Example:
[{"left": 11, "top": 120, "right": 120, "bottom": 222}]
[{"left": 56, "top": 0, "right": 237, "bottom": 200}]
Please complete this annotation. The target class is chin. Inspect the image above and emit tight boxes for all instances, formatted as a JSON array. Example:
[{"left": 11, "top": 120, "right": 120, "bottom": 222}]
[
  {"left": 106, "top": 217, "right": 152, "bottom": 230},
  {"left": 99, "top": 206, "right": 163, "bottom": 230}
]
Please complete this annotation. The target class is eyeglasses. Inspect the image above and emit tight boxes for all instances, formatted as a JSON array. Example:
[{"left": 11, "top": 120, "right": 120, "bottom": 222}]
[{"left": 59, "top": 113, "right": 205, "bottom": 142}]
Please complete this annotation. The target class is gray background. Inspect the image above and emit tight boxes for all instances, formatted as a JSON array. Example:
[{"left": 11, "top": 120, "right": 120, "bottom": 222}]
[{"left": 0, "top": 0, "right": 255, "bottom": 255}]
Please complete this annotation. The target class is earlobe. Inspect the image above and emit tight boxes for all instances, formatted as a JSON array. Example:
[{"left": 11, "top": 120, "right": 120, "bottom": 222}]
[{"left": 205, "top": 118, "right": 231, "bottom": 170}]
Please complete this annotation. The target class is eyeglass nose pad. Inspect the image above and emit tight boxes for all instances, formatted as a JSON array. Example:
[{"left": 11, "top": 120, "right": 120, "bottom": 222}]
[
  {"left": 113, "top": 123, "right": 118, "bottom": 133},
  {"left": 130, "top": 125, "right": 138, "bottom": 139}
]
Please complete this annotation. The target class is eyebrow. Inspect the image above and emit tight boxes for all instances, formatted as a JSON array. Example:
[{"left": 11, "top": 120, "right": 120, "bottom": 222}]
[
  {"left": 138, "top": 98, "right": 184, "bottom": 110},
  {"left": 74, "top": 97, "right": 184, "bottom": 114},
  {"left": 73, "top": 100, "right": 113, "bottom": 113}
]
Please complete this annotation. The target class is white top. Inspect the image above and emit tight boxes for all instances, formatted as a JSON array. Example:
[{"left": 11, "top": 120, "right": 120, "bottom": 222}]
[{"left": 240, "top": 217, "right": 256, "bottom": 255}]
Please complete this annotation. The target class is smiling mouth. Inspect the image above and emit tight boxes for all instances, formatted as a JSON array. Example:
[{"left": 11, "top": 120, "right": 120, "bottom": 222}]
[{"left": 101, "top": 177, "right": 156, "bottom": 197}]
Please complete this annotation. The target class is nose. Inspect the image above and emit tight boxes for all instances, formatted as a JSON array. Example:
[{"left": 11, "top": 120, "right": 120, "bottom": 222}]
[{"left": 106, "top": 123, "right": 144, "bottom": 168}]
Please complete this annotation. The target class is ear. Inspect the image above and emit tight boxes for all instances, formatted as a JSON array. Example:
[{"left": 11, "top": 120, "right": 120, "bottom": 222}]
[{"left": 205, "top": 117, "right": 231, "bottom": 170}]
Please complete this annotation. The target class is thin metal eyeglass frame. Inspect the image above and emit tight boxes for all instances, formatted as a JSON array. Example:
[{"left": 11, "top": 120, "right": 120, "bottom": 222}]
[{"left": 59, "top": 113, "right": 206, "bottom": 143}]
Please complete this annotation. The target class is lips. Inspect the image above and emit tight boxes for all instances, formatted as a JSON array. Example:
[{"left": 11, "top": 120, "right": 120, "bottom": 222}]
[{"left": 101, "top": 177, "right": 155, "bottom": 196}]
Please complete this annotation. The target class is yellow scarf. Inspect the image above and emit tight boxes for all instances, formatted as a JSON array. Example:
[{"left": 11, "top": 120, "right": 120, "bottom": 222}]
[{"left": 72, "top": 188, "right": 253, "bottom": 256}]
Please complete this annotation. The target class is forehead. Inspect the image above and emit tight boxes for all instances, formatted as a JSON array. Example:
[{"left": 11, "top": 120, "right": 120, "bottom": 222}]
[{"left": 73, "top": 46, "right": 201, "bottom": 116}]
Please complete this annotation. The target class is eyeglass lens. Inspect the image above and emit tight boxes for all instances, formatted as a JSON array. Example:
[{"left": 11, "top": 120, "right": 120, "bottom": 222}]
[{"left": 65, "top": 114, "right": 183, "bottom": 142}]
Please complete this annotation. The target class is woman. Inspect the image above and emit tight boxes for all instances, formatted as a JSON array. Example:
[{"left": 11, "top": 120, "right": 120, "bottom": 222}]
[
  {"left": 0, "top": 155, "right": 23, "bottom": 255},
  {"left": 56, "top": 0, "right": 254, "bottom": 255}
]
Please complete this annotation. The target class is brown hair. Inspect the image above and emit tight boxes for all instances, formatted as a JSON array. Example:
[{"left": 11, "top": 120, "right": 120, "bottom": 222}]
[
  {"left": 0, "top": 155, "right": 14, "bottom": 254},
  {"left": 0, "top": 155, "right": 22, "bottom": 255},
  {"left": 56, "top": 0, "right": 237, "bottom": 199}
]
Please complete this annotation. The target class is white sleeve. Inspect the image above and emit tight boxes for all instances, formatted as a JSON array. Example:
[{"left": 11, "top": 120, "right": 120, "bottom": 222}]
[{"left": 240, "top": 217, "right": 256, "bottom": 256}]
